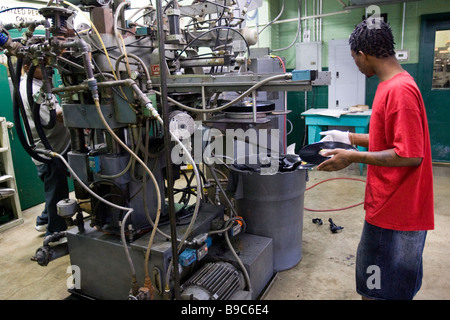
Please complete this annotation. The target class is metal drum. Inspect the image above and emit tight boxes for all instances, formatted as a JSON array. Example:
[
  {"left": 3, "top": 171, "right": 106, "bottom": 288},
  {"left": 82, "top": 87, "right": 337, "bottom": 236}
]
[{"left": 229, "top": 159, "right": 307, "bottom": 272}]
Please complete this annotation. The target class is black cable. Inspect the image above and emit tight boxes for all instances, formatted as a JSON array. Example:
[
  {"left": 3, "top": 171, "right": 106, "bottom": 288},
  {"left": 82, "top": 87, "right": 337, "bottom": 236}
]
[
  {"left": 25, "top": 62, "right": 71, "bottom": 170},
  {"left": 9, "top": 56, "right": 34, "bottom": 145},
  {"left": 176, "top": 169, "right": 192, "bottom": 208},
  {"left": 27, "top": 64, "right": 54, "bottom": 152},
  {"left": 26, "top": 64, "right": 56, "bottom": 130},
  {"left": 8, "top": 55, "right": 51, "bottom": 164}
]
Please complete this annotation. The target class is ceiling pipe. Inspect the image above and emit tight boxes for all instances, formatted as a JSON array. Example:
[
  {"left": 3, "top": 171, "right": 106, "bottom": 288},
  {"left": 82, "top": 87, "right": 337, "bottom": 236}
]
[
  {"left": 337, "top": 0, "right": 347, "bottom": 8},
  {"left": 342, "top": 0, "right": 420, "bottom": 10},
  {"left": 255, "top": 9, "right": 350, "bottom": 28},
  {"left": 318, "top": 0, "right": 322, "bottom": 42},
  {"left": 401, "top": 2, "right": 406, "bottom": 49}
]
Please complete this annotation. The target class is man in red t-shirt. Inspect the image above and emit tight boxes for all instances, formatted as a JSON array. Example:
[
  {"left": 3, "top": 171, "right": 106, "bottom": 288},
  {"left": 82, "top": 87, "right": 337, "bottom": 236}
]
[{"left": 317, "top": 19, "right": 434, "bottom": 300}]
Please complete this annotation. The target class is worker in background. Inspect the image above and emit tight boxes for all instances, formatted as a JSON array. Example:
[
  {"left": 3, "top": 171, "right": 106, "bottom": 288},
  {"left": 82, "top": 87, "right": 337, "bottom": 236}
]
[
  {"left": 21, "top": 57, "right": 71, "bottom": 237},
  {"left": 318, "top": 19, "right": 434, "bottom": 300}
]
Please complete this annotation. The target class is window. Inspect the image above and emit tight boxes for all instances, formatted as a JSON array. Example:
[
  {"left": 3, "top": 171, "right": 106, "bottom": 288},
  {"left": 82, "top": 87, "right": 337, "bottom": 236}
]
[{"left": 432, "top": 29, "right": 450, "bottom": 89}]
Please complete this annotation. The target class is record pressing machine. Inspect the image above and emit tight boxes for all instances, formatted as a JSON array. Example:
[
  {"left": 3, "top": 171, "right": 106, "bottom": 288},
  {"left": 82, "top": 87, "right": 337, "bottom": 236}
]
[{"left": 0, "top": 0, "right": 330, "bottom": 300}]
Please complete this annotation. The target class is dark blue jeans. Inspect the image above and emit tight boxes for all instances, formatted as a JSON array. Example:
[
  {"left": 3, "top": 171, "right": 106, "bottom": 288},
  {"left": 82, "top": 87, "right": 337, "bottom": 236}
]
[
  {"left": 356, "top": 221, "right": 427, "bottom": 300},
  {"left": 36, "top": 162, "right": 69, "bottom": 236}
]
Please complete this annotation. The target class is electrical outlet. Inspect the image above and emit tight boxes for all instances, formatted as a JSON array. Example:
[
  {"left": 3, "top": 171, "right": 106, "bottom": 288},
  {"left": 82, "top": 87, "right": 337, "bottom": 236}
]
[{"left": 396, "top": 49, "right": 409, "bottom": 62}]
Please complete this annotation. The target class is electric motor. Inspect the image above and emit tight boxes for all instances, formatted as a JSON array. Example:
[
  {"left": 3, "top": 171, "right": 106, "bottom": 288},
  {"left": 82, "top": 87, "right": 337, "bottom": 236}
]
[{"left": 180, "top": 262, "right": 246, "bottom": 300}]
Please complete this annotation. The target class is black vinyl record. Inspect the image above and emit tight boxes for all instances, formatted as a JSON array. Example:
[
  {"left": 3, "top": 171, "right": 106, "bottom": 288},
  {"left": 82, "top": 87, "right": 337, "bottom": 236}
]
[
  {"left": 299, "top": 141, "right": 357, "bottom": 165},
  {"left": 219, "top": 100, "right": 276, "bottom": 113}
]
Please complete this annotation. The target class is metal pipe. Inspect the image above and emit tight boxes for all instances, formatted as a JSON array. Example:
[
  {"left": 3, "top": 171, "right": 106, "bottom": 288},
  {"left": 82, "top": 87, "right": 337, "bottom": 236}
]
[
  {"left": 304, "top": 0, "right": 308, "bottom": 38},
  {"left": 2, "top": 19, "right": 48, "bottom": 31},
  {"left": 304, "top": 0, "right": 307, "bottom": 36},
  {"left": 318, "top": 0, "right": 321, "bottom": 42},
  {"left": 58, "top": 38, "right": 97, "bottom": 95},
  {"left": 156, "top": 0, "right": 181, "bottom": 300},
  {"left": 52, "top": 79, "right": 132, "bottom": 93},
  {"left": 401, "top": 2, "right": 406, "bottom": 49},
  {"left": 313, "top": 0, "right": 316, "bottom": 42},
  {"left": 252, "top": 92, "right": 257, "bottom": 123},
  {"left": 320, "top": 0, "right": 322, "bottom": 42},
  {"left": 249, "top": 9, "right": 350, "bottom": 30},
  {"left": 202, "top": 86, "right": 206, "bottom": 121},
  {"left": 337, "top": 0, "right": 346, "bottom": 7}
]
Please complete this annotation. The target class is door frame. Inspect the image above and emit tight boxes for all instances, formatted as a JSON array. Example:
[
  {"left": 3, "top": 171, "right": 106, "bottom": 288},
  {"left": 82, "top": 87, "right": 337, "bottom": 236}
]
[
  {"left": 418, "top": 12, "right": 450, "bottom": 90},
  {"left": 418, "top": 12, "right": 450, "bottom": 163}
]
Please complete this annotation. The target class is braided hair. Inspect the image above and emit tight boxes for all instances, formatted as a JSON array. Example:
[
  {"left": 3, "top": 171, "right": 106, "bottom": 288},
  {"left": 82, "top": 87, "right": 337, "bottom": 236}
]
[{"left": 349, "top": 19, "right": 396, "bottom": 58}]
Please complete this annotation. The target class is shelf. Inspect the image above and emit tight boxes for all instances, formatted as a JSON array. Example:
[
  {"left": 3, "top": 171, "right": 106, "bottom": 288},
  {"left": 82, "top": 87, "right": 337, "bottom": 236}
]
[
  {"left": 0, "top": 117, "right": 23, "bottom": 232},
  {"left": 0, "top": 175, "right": 13, "bottom": 183},
  {"left": 0, "top": 188, "right": 16, "bottom": 199}
]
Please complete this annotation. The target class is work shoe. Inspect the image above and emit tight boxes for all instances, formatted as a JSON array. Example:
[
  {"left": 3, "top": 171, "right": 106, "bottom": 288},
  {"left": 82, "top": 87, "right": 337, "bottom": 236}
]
[{"left": 35, "top": 222, "right": 48, "bottom": 232}]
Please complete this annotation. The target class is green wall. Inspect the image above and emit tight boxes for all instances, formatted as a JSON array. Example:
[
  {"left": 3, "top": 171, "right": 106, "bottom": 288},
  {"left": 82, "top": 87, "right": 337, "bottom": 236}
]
[
  {"left": 257, "top": 0, "right": 450, "bottom": 152},
  {"left": 266, "top": 0, "right": 450, "bottom": 69},
  {"left": 0, "top": 64, "right": 46, "bottom": 210},
  {"left": 0, "top": 63, "right": 74, "bottom": 209}
]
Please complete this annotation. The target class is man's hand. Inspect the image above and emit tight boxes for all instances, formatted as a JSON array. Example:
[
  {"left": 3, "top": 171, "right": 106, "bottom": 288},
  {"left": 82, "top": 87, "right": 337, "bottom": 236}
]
[
  {"left": 317, "top": 148, "right": 423, "bottom": 171},
  {"left": 317, "top": 149, "right": 355, "bottom": 171}
]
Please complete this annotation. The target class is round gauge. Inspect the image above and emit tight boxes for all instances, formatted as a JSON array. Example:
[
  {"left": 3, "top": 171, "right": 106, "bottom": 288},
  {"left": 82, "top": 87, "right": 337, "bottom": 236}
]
[{"left": 94, "top": 0, "right": 112, "bottom": 5}]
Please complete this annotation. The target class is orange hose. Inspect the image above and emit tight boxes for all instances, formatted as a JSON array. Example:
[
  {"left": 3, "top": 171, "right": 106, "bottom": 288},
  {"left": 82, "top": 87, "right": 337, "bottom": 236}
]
[{"left": 304, "top": 177, "right": 366, "bottom": 212}]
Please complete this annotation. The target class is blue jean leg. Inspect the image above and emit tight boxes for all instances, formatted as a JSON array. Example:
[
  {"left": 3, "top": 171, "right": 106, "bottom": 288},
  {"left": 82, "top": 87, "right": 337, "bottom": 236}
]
[
  {"left": 356, "top": 221, "right": 427, "bottom": 300},
  {"left": 36, "top": 162, "right": 69, "bottom": 236}
]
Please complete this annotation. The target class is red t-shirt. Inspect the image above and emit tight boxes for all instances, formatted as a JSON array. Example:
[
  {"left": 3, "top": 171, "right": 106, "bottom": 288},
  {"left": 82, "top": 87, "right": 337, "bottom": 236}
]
[{"left": 364, "top": 71, "right": 434, "bottom": 231}]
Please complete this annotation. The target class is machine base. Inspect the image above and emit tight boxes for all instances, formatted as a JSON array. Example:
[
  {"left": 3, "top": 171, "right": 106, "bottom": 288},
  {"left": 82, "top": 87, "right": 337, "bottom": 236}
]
[{"left": 66, "top": 204, "right": 273, "bottom": 300}]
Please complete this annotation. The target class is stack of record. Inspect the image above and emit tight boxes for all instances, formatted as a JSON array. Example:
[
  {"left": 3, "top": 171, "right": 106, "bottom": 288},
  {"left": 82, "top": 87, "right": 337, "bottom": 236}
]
[{"left": 222, "top": 100, "right": 275, "bottom": 119}]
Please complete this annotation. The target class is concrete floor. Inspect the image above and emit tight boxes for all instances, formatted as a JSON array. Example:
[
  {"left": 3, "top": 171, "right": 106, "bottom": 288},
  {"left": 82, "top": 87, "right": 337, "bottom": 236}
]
[{"left": 1, "top": 164, "right": 449, "bottom": 300}]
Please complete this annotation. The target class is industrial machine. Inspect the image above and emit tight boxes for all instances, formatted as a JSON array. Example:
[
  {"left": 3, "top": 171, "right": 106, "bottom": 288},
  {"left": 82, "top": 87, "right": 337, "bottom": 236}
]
[{"left": 1, "top": 0, "right": 329, "bottom": 300}]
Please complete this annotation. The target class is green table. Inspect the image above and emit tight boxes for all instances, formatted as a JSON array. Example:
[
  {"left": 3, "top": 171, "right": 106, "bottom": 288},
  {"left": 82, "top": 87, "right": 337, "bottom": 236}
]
[{"left": 301, "top": 108, "right": 371, "bottom": 174}]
